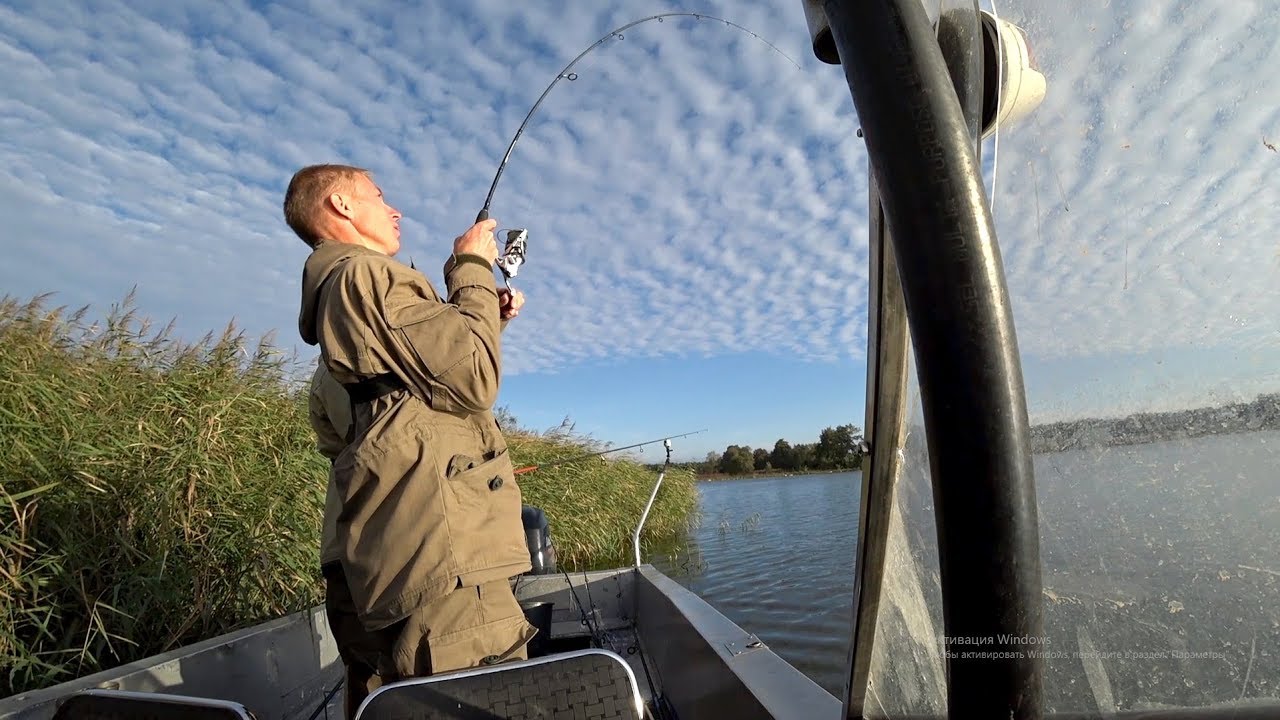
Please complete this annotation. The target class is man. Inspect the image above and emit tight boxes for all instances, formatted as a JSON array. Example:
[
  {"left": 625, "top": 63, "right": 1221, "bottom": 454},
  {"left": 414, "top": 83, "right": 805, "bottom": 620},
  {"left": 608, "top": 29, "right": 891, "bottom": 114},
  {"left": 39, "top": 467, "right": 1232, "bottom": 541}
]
[{"left": 286, "top": 164, "right": 534, "bottom": 716}]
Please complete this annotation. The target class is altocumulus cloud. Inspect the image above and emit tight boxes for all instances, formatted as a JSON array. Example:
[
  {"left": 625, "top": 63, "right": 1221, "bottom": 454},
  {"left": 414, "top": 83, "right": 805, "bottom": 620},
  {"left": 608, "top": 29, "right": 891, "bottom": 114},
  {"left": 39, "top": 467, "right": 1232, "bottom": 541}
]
[
  {"left": 0, "top": 0, "right": 871, "bottom": 375},
  {"left": 2, "top": 0, "right": 1277, "bottom": 416}
]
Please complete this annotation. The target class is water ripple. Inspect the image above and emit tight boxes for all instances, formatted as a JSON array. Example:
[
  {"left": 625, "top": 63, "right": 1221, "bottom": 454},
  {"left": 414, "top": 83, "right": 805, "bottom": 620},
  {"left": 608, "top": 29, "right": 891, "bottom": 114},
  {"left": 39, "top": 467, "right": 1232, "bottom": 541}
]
[{"left": 653, "top": 472, "right": 861, "bottom": 696}]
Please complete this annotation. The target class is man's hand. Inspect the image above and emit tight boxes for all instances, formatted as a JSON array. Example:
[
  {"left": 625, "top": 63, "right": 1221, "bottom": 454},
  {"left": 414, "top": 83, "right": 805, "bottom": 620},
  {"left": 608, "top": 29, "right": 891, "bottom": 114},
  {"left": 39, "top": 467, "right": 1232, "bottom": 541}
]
[
  {"left": 454, "top": 218, "right": 498, "bottom": 265},
  {"left": 499, "top": 289, "right": 525, "bottom": 320}
]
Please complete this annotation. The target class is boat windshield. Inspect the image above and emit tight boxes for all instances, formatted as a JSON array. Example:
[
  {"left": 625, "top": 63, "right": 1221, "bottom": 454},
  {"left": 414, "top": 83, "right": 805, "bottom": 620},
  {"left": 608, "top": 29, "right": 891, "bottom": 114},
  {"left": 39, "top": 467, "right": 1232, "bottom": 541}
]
[{"left": 863, "top": 0, "right": 1280, "bottom": 715}]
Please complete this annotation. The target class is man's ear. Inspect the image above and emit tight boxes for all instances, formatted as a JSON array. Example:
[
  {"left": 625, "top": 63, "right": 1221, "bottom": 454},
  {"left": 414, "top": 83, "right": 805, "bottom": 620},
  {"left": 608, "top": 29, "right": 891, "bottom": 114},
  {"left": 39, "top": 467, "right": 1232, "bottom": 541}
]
[{"left": 326, "top": 192, "right": 355, "bottom": 220}]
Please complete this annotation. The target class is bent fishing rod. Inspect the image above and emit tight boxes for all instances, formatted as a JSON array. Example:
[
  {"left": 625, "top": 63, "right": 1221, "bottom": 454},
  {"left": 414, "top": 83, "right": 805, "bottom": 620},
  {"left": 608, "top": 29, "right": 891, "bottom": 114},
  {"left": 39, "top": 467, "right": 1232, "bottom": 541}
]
[
  {"left": 514, "top": 429, "right": 707, "bottom": 476},
  {"left": 473, "top": 13, "right": 801, "bottom": 291}
]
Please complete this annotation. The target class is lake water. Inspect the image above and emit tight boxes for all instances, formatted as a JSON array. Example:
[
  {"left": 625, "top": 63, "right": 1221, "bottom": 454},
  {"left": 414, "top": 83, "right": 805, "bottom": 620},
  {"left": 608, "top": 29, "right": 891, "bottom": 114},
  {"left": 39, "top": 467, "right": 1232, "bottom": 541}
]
[
  {"left": 652, "top": 430, "right": 1280, "bottom": 712},
  {"left": 652, "top": 471, "right": 861, "bottom": 697}
]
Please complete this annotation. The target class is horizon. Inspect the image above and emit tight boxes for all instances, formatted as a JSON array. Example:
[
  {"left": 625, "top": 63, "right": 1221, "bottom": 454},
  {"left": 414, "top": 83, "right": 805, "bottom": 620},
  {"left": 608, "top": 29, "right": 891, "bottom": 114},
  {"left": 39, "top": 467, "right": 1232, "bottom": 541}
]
[{"left": 3, "top": 0, "right": 1278, "bottom": 463}]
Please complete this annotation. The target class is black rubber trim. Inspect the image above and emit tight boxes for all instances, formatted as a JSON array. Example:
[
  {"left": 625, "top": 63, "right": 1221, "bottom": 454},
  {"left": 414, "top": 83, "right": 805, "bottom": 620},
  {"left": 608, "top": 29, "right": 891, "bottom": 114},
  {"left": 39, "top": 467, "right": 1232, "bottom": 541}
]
[{"left": 823, "top": 0, "right": 1045, "bottom": 717}]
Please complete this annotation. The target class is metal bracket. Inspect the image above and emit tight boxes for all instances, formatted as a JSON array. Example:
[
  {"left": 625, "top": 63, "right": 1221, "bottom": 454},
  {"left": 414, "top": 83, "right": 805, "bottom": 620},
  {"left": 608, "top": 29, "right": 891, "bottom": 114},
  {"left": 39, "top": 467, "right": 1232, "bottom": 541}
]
[{"left": 725, "top": 636, "right": 767, "bottom": 657}]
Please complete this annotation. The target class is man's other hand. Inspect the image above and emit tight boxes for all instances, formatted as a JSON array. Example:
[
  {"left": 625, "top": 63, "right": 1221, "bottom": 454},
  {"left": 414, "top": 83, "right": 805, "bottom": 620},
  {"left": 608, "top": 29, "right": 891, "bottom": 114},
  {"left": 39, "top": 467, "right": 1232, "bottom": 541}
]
[
  {"left": 454, "top": 219, "right": 498, "bottom": 265},
  {"left": 499, "top": 289, "right": 525, "bottom": 320}
]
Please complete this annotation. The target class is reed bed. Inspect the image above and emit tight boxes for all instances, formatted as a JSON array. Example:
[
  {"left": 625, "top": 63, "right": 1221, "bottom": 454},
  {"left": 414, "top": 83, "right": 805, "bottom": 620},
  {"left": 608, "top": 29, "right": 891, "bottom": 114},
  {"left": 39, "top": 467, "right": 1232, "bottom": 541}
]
[{"left": 0, "top": 294, "right": 696, "bottom": 697}]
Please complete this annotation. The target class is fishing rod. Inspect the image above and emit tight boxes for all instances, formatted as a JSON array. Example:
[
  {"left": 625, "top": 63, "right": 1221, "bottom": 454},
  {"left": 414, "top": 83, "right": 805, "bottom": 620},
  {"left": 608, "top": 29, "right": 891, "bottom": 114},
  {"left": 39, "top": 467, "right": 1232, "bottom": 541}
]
[
  {"left": 513, "top": 429, "right": 707, "bottom": 476},
  {"left": 474, "top": 13, "right": 802, "bottom": 291}
]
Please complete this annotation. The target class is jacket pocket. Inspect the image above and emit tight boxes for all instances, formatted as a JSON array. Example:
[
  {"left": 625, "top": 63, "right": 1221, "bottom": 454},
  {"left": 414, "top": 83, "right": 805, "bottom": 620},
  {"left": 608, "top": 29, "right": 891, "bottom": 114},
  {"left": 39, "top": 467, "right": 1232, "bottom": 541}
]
[
  {"left": 440, "top": 449, "right": 529, "bottom": 577},
  {"left": 388, "top": 300, "right": 474, "bottom": 376}
]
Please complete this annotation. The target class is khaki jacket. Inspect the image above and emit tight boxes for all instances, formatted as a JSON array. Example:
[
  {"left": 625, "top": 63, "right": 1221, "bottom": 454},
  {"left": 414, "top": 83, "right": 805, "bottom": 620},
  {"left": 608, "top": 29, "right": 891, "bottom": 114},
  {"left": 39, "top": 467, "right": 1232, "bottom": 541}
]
[
  {"left": 299, "top": 240, "right": 530, "bottom": 631},
  {"left": 307, "top": 360, "right": 351, "bottom": 566}
]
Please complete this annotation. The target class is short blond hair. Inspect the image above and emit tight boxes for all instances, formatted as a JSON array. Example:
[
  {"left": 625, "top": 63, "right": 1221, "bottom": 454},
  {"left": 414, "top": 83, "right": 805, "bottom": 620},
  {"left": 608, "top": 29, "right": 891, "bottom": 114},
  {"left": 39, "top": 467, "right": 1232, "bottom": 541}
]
[{"left": 283, "top": 164, "right": 370, "bottom": 247}]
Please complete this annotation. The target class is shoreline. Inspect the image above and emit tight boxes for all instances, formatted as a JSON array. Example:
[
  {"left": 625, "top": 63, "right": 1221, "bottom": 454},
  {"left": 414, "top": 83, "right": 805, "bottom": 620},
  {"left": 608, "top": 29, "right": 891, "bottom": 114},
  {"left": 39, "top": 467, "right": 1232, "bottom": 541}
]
[{"left": 696, "top": 468, "right": 859, "bottom": 481}]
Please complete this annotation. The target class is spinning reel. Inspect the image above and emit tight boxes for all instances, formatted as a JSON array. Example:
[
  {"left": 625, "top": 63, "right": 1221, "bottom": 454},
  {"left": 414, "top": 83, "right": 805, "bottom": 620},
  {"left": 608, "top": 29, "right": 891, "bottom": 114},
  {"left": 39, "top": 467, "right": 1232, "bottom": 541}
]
[{"left": 494, "top": 228, "right": 528, "bottom": 292}]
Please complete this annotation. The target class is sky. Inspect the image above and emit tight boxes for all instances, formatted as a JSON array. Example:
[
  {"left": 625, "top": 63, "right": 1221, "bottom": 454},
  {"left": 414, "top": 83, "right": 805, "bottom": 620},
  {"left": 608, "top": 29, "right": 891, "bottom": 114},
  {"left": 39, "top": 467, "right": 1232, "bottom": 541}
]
[{"left": 2, "top": 0, "right": 1278, "bottom": 463}]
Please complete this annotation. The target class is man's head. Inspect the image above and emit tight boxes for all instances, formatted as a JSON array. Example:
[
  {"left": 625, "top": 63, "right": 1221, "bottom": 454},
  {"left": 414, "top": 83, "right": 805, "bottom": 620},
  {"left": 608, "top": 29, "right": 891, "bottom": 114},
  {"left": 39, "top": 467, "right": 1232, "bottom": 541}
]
[{"left": 283, "top": 164, "right": 402, "bottom": 255}]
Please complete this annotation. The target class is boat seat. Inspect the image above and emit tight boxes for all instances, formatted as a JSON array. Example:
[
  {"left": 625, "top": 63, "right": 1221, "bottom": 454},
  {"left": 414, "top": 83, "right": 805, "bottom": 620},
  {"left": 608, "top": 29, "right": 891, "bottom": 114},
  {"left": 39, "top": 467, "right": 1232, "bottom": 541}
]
[
  {"left": 355, "top": 648, "right": 645, "bottom": 720},
  {"left": 50, "top": 688, "right": 254, "bottom": 719}
]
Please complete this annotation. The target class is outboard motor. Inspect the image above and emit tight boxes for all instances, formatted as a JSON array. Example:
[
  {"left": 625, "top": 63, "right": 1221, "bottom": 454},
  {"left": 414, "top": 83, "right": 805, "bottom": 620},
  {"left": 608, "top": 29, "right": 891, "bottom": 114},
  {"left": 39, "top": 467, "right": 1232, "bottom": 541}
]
[
  {"left": 521, "top": 505, "right": 557, "bottom": 575},
  {"left": 518, "top": 505, "right": 556, "bottom": 658}
]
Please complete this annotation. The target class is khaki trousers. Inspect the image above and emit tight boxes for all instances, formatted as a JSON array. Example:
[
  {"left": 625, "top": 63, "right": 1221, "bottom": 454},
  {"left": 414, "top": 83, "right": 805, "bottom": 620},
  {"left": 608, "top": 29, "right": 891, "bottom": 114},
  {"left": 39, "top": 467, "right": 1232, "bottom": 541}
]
[{"left": 322, "top": 563, "right": 536, "bottom": 719}]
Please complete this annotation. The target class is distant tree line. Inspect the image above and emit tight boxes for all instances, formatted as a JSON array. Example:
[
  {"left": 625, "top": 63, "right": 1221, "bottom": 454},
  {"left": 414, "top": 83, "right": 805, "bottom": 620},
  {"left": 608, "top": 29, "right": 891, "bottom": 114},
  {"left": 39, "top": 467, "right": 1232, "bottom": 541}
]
[
  {"left": 1029, "top": 392, "right": 1280, "bottom": 453},
  {"left": 649, "top": 424, "right": 865, "bottom": 476},
  {"left": 636, "top": 394, "right": 1280, "bottom": 477}
]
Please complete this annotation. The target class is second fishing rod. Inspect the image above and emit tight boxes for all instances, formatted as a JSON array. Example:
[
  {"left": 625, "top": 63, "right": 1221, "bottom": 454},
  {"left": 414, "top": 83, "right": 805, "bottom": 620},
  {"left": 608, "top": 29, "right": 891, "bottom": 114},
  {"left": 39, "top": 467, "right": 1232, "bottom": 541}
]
[{"left": 514, "top": 429, "right": 707, "bottom": 476}]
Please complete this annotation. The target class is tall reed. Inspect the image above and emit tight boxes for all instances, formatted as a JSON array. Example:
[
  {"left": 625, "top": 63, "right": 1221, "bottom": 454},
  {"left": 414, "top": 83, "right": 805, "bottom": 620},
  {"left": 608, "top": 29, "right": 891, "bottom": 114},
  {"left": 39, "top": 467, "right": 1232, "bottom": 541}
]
[{"left": 0, "top": 293, "right": 695, "bottom": 697}]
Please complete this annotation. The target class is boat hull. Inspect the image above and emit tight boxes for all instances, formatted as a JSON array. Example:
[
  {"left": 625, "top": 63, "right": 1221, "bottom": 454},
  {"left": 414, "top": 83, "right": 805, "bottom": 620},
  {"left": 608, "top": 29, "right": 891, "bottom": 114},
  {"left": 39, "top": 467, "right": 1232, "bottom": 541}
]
[{"left": 0, "top": 565, "right": 839, "bottom": 720}]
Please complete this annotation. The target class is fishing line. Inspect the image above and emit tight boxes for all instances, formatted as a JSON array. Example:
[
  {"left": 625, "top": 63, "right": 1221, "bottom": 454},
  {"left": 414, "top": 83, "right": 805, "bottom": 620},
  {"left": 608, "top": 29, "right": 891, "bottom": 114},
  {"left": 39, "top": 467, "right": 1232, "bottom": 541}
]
[
  {"left": 563, "top": 569, "right": 605, "bottom": 645},
  {"left": 474, "top": 12, "right": 801, "bottom": 223},
  {"left": 306, "top": 676, "right": 344, "bottom": 720}
]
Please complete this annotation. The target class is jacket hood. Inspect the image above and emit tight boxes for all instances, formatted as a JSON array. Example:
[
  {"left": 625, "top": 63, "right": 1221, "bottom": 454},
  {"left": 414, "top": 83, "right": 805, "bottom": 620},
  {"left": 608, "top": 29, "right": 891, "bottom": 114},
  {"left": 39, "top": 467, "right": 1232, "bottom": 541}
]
[{"left": 298, "top": 240, "right": 373, "bottom": 346}]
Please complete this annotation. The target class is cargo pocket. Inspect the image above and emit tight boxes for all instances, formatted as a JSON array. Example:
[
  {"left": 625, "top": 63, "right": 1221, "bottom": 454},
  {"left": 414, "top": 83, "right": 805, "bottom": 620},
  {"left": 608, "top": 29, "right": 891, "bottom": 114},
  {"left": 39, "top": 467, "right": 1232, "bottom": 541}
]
[
  {"left": 441, "top": 450, "right": 526, "bottom": 576},
  {"left": 388, "top": 582, "right": 537, "bottom": 677},
  {"left": 425, "top": 612, "right": 537, "bottom": 675}
]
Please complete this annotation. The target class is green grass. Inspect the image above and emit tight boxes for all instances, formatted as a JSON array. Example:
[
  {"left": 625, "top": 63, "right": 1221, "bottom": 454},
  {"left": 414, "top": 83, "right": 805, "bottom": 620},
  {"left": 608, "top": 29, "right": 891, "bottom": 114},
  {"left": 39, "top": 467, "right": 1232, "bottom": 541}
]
[{"left": 0, "top": 293, "right": 697, "bottom": 698}]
